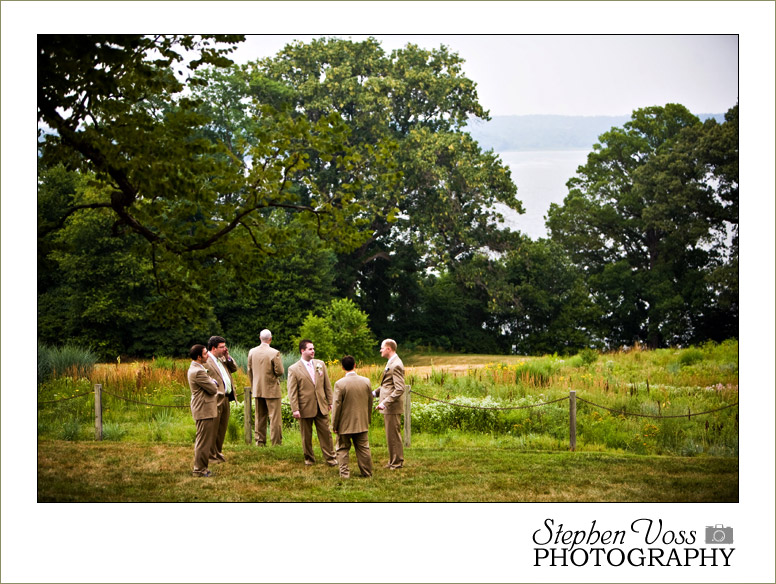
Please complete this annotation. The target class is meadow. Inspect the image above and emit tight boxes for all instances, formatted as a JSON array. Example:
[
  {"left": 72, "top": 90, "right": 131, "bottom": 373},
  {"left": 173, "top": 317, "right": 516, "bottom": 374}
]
[{"left": 37, "top": 340, "right": 739, "bottom": 501}]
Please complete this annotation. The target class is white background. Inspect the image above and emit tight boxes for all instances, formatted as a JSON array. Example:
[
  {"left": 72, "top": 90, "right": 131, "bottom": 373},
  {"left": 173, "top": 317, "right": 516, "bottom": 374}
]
[{"left": 3, "top": 2, "right": 774, "bottom": 583}]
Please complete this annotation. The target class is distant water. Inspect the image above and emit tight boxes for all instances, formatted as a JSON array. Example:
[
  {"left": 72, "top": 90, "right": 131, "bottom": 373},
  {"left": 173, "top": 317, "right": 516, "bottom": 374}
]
[{"left": 494, "top": 150, "right": 591, "bottom": 240}]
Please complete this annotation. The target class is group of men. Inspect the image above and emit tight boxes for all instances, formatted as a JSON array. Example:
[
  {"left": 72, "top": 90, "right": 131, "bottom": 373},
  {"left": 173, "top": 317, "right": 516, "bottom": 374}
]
[{"left": 186, "top": 330, "right": 405, "bottom": 479}]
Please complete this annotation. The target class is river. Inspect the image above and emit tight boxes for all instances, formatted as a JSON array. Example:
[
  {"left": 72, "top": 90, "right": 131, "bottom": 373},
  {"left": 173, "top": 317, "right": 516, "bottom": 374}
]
[{"left": 494, "top": 149, "right": 591, "bottom": 239}]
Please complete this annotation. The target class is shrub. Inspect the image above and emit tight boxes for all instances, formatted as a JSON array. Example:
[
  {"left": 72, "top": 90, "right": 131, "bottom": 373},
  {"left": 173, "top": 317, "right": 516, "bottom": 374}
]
[
  {"left": 578, "top": 348, "right": 599, "bottom": 366},
  {"left": 295, "top": 298, "right": 376, "bottom": 362},
  {"left": 678, "top": 347, "right": 704, "bottom": 367}
]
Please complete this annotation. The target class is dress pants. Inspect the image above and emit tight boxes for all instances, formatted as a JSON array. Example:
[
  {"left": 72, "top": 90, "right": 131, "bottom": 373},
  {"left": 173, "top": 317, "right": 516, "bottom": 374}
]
[
  {"left": 212, "top": 392, "right": 229, "bottom": 458},
  {"left": 255, "top": 397, "right": 283, "bottom": 446},
  {"left": 335, "top": 431, "right": 373, "bottom": 478},
  {"left": 194, "top": 416, "right": 218, "bottom": 473},
  {"left": 299, "top": 410, "right": 335, "bottom": 464},
  {"left": 383, "top": 413, "right": 404, "bottom": 468}
]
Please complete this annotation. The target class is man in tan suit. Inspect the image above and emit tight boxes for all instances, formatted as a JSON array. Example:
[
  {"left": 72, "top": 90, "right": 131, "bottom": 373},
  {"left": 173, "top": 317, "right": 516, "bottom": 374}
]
[
  {"left": 246, "top": 329, "right": 284, "bottom": 446},
  {"left": 206, "top": 335, "right": 238, "bottom": 462},
  {"left": 187, "top": 344, "right": 219, "bottom": 477},
  {"left": 331, "top": 355, "right": 373, "bottom": 478},
  {"left": 375, "top": 338, "right": 405, "bottom": 469},
  {"left": 286, "top": 339, "right": 336, "bottom": 466}
]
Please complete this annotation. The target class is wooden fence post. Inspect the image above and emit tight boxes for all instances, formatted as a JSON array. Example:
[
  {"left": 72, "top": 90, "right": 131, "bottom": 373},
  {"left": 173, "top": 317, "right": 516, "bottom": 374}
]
[
  {"left": 244, "top": 386, "right": 252, "bottom": 445},
  {"left": 404, "top": 386, "right": 412, "bottom": 447},
  {"left": 569, "top": 390, "right": 576, "bottom": 451},
  {"left": 94, "top": 384, "right": 103, "bottom": 441}
]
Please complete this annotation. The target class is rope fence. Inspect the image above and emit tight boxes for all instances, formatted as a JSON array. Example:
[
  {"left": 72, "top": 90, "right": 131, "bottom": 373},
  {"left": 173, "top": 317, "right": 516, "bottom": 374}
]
[
  {"left": 409, "top": 389, "right": 570, "bottom": 410},
  {"left": 39, "top": 384, "right": 738, "bottom": 450}
]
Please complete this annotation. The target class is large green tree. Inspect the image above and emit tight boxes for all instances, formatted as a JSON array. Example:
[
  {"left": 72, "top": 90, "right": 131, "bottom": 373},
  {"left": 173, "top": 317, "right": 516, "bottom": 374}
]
[
  {"left": 546, "top": 104, "right": 738, "bottom": 348},
  {"left": 38, "top": 36, "right": 382, "bottom": 303},
  {"left": 252, "top": 38, "right": 523, "bottom": 336},
  {"left": 38, "top": 35, "right": 400, "bottom": 354}
]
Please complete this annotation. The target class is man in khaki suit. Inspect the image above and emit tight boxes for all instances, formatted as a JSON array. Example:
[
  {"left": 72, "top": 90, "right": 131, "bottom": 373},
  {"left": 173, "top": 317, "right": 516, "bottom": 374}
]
[
  {"left": 206, "top": 335, "right": 238, "bottom": 462},
  {"left": 375, "top": 338, "right": 405, "bottom": 469},
  {"left": 286, "top": 339, "right": 336, "bottom": 466},
  {"left": 246, "top": 329, "right": 284, "bottom": 446},
  {"left": 187, "top": 344, "right": 219, "bottom": 477},
  {"left": 331, "top": 355, "right": 373, "bottom": 478}
]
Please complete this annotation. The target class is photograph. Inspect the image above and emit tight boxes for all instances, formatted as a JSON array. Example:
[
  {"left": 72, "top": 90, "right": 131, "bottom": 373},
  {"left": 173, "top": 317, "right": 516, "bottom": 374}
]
[{"left": 3, "top": 2, "right": 774, "bottom": 583}]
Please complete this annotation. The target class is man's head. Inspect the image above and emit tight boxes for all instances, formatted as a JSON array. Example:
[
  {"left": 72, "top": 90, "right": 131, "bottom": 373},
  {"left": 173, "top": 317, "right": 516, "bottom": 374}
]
[
  {"left": 260, "top": 329, "right": 272, "bottom": 344},
  {"left": 208, "top": 335, "right": 227, "bottom": 357},
  {"left": 380, "top": 338, "right": 397, "bottom": 359},
  {"left": 341, "top": 355, "right": 355, "bottom": 372},
  {"left": 299, "top": 339, "right": 314, "bottom": 361},
  {"left": 190, "top": 344, "right": 208, "bottom": 362}
]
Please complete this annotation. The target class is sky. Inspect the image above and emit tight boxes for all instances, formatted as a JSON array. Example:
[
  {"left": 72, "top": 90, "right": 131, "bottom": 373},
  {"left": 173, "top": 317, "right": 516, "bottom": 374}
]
[
  {"left": 3, "top": 2, "right": 775, "bottom": 584},
  {"left": 229, "top": 34, "right": 739, "bottom": 117}
]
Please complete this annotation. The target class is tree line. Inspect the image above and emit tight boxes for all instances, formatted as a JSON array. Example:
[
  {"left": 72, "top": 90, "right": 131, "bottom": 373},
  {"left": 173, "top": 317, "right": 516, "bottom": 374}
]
[{"left": 37, "top": 35, "right": 738, "bottom": 359}]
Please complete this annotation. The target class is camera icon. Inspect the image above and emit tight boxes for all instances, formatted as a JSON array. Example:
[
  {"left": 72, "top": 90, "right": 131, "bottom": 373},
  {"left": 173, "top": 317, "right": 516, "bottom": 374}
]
[{"left": 705, "top": 524, "right": 734, "bottom": 544}]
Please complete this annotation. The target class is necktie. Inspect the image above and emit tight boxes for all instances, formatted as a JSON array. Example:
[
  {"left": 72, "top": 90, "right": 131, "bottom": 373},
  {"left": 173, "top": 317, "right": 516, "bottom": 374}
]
[{"left": 306, "top": 360, "right": 316, "bottom": 383}]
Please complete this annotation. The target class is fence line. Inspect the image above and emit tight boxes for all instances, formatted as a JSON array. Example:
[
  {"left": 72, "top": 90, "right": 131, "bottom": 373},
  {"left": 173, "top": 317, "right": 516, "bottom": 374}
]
[
  {"left": 38, "top": 392, "right": 93, "bottom": 404},
  {"left": 576, "top": 396, "right": 739, "bottom": 419},
  {"left": 41, "top": 384, "right": 738, "bottom": 451},
  {"left": 409, "top": 389, "right": 570, "bottom": 410}
]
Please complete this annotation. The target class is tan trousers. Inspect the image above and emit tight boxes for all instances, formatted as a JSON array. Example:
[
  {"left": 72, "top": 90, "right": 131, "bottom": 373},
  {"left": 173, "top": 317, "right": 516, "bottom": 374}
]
[
  {"left": 212, "top": 393, "right": 229, "bottom": 458},
  {"left": 255, "top": 397, "right": 283, "bottom": 446},
  {"left": 194, "top": 417, "right": 218, "bottom": 473},
  {"left": 383, "top": 413, "right": 404, "bottom": 468},
  {"left": 299, "top": 410, "right": 335, "bottom": 464},
  {"left": 335, "top": 431, "right": 373, "bottom": 478}
]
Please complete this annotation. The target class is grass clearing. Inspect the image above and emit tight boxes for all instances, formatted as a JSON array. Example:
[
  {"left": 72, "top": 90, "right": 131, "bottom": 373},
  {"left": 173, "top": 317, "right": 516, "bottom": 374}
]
[{"left": 37, "top": 434, "right": 738, "bottom": 502}]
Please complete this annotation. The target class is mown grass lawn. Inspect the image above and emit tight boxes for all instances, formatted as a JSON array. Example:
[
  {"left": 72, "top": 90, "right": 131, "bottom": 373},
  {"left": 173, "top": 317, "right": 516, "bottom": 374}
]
[{"left": 38, "top": 434, "right": 738, "bottom": 502}]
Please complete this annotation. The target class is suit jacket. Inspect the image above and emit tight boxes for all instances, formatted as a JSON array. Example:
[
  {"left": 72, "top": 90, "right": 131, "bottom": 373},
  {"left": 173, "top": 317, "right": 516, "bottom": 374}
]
[
  {"left": 247, "top": 344, "right": 284, "bottom": 399},
  {"left": 332, "top": 372, "right": 373, "bottom": 434},
  {"left": 206, "top": 353, "right": 239, "bottom": 402},
  {"left": 287, "top": 359, "right": 332, "bottom": 418},
  {"left": 378, "top": 355, "right": 405, "bottom": 415},
  {"left": 188, "top": 361, "right": 218, "bottom": 420}
]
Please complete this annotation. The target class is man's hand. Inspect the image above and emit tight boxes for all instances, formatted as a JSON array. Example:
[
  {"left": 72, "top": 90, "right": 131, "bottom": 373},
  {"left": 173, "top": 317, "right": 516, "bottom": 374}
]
[
  {"left": 377, "top": 403, "right": 385, "bottom": 411},
  {"left": 292, "top": 410, "right": 301, "bottom": 419}
]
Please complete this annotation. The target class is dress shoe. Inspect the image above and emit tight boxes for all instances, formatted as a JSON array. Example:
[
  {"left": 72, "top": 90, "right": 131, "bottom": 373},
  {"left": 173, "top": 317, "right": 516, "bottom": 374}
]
[
  {"left": 326, "top": 460, "right": 338, "bottom": 467},
  {"left": 192, "top": 469, "right": 212, "bottom": 477},
  {"left": 304, "top": 461, "right": 314, "bottom": 466}
]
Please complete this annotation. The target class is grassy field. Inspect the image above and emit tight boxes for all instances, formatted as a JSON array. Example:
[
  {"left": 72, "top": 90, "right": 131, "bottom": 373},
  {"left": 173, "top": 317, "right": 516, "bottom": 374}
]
[
  {"left": 37, "top": 341, "right": 738, "bottom": 501},
  {"left": 37, "top": 433, "right": 738, "bottom": 502}
]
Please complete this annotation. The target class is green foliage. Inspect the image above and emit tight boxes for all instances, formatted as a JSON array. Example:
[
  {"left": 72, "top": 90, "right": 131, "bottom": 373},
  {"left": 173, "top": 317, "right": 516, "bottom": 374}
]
[
  {"left": 546, "top": 103, "right": 739, "bottom": 348},
  {"left": 678, "top": 348, "right": 705, "bottom": 367},
  {"left": 37, "top": 340, "right": 98, "bottom": 383},
  {"left": 255, "top": 37, "right": 522, "bottom": 337},
  {"left": 227, "top": 345, "right": 249, "bottom": 371},
  {"left": 578, "top": 348, "right": 599, "bottom": 366},
  {"left": 38, "top": 36, "right": 391, "bottom": 357},
  {"left": 59, "top": 418, "right": 82, "bottom": 441},
  {"left": 295, "top": 298, "right": 376, "bottom": 362}
]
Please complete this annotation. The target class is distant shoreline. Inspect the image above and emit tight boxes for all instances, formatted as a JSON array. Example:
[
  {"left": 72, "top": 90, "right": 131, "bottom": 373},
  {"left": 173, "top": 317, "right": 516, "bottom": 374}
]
[{"left": 467, "top": 113, "right": 724, "bottom": 153}]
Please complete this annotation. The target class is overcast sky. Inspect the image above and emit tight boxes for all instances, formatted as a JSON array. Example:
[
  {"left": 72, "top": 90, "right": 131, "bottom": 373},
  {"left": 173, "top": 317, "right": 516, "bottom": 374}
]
[{"left": 231, "top": 34, "right": 739, "bottom": 117}]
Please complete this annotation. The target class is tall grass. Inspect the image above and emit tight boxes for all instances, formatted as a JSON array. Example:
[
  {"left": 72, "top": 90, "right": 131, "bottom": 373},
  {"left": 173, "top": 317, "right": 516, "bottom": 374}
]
[
  {"left": 37, "top": 340, "right": 738, "bottom": 456},
  {"left": 38, "top": 341, "right": 98, "bottom": 383}
]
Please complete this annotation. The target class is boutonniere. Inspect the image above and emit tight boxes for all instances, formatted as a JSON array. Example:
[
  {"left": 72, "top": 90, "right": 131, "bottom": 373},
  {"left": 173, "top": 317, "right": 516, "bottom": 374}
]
[{"left": 315, "top": 363, "right": 323, "bottom": 376}]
